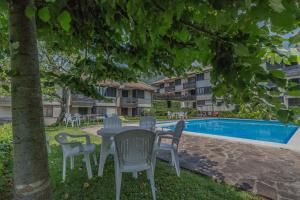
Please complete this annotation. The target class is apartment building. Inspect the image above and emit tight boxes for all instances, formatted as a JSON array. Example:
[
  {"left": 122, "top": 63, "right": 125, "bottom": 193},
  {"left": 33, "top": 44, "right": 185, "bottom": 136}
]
[
  {"left": 151, "top": 69, "right": 234, "bottom": 112},
  {"left": 70, "top": 81, "right": 154, "bottom": 117},
  {"left": 0, "top": 81, "right": 154, "bottom": 125},
  {"left": 266, "top": 63, "right": 300, "bottom": 108}
]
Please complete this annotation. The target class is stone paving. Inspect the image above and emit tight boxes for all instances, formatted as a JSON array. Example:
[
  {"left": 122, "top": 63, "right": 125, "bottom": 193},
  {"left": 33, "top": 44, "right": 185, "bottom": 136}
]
[
  {"left": 84, "top": 126, "right": 300, "bottom": 200},
  {"left": 159, "top": 134, "right": 300, "bottom": 200}
]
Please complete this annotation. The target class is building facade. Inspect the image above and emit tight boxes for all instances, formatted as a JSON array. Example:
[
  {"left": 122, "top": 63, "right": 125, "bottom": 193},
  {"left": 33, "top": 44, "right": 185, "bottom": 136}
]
[
  {"left": 0, "top": 81, "right": 154, "bottom": 125},
  {"left": 69, "top": 81, "right": 154, "bottom": 117},
  {"left": 266, "top": 63, "right": 300, "bottom": 108},
  {"left": 151, "top": 68, "right": 235, "bottom": 112}
]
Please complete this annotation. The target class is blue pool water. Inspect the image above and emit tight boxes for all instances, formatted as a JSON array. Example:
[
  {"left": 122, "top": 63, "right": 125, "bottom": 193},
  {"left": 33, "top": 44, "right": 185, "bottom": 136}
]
[{"left": 162, "top": 119, "right": 298, "bottom": 144}]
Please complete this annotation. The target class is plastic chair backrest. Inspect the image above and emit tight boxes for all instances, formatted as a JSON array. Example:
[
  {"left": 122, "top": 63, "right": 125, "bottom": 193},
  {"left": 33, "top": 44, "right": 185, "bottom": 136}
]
[
  {"left": 139, "top": 116, "right": 156, "bottom": 130},
  {"left": 114, "top": 129, "right": 155, "bottom": 169},
  {"left": 104, "top": 116, "right": 122, "bottom": 128},
  {"left": 174, "top": 120, "right": 185, "bottom": 139}
]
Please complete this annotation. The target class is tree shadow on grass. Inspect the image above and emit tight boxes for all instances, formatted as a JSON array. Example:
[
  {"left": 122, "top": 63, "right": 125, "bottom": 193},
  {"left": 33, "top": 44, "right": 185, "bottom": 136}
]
[{"left": 49, "top": 143, "right": 259, "bottom": 200}]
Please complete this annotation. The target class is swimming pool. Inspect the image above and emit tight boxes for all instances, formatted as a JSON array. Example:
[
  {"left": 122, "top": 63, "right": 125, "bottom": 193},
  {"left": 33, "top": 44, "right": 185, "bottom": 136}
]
[{"left": 161, "top": 119, "right": 299, "bottom": 144}]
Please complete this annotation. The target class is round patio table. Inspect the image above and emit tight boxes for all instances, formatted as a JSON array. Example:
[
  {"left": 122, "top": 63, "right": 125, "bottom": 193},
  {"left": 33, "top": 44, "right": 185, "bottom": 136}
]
[{"left": 97, "top": 126, "right": 150, "bottom": 176}]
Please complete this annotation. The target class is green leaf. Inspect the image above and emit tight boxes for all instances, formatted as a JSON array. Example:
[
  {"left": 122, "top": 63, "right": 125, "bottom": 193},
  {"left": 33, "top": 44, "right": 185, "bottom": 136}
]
[
  {"left": 234, "top": 44, "right": 249, "bottom": 57},
  {"left": 57, "top": 11, "right": 72, "bottom": 31},
  {"left": 270, "top": 69, "right": 285, "bottom": 79},
  {"left": 288, "top": 85, "right": 300, "bottom": 96},
  {"left": 38, "top": 7, "right": 51, "bottom": 22},
  {"left": 25, "top": 4, "right": 36, "bottom": 18},
  {"left": 269, "top": 0, "right": 285, "bottom": 13}
]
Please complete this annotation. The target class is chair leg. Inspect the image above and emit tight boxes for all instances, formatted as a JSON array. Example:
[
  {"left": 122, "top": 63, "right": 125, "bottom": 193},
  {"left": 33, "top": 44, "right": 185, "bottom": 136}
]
[
  {"left": 170, "top": 151, "right": 174, "bottom": 166},
  {"left": 173, "top": 150, "right": 180, "bottom": 177},
  {"left": 116, "top": 172, "right": 122, "bottom": 200},
  {"left": 147, "top": 168, "right": 156, "bottom": 200},
  {"left": 93, "top": 154, "right": 97, "bottom": 165},
  {"left": 152, "top": 151, "right": 157, "bottom": 175},
  {"left": 70, "top": 156, "right": 74, "bottom": 170},
  {"left": 84, "top": 153, "right": 93, "bottom": 179},
  {"left": 98, "top": 138, "right": 110, "bottom": 176},
  {"left": 63, "top": 156, "right": 67, "bottom": 181}
]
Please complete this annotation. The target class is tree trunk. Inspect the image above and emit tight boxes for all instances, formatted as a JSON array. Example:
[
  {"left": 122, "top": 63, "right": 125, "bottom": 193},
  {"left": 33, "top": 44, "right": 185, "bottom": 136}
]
[
  {"left": 9, "top": 1, "right": 51, "bottom": 199},
  {"left": 56, "top": 86, "right": 69, "bottom": 123}
]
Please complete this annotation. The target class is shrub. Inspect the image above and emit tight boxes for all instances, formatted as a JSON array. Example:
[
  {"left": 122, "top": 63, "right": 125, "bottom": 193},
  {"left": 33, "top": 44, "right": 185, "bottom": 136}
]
[{"left": 0, "top": 123, "right": 13, "bottom": 198}]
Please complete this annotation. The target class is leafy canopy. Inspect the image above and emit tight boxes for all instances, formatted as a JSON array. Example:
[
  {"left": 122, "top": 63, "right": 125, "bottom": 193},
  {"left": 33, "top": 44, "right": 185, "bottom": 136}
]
[{"left": 1, "top": 0, "right": 300, "bottom": 123}]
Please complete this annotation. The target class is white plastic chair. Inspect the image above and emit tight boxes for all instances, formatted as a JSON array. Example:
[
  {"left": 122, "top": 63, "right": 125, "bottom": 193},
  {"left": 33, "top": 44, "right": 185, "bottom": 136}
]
[
  {"left": 154, "top": 120, "right": 185, "bottom": 177},
  {"left": 103, "top": 116, "right": 122, "bottom": 129},
  {"left": 74, "top": 113, "right": 81, "bottom": 126},
  {"left": 55, "top": 132, "right": 97, "bottom": 181},
  {"left": 98, "top": 116, "right": 122, "bottom": 176},
  {"left": 139, "top": 116, "right": 156, "bottom": 131},
  {"left": 114, "top": 129, "right": 156, "bottom": 200},
  {"left": 64, "top": 113, "right": 77, "bottom": 127},
  {"left": 167, "top": 111, "right": 172, "bottom": 119}
]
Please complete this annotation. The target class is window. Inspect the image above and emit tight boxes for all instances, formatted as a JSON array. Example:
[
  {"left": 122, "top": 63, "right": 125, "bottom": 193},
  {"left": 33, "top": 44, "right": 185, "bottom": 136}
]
[
  {"left": 159, "top": 83, "right": 164, "bottom": 88},
  {"left": 175, "top": 92, "right": 181, "bottom": 96},
  {"left": 196, "top": 73, "right": 204, "bottom": 81},
  {"left": 197, "top": 87, "right": 212, "bottom": 95},
  {"left": 78, "top": 107, "right": 88, "bottom": 115},
  {"left": 288, "top": 98, "right": 300, "bottom": 106},
  {"left": 188, "top": 77, "right": 196, "bottom": 83},
  {"left": 197, "top": 100, "right": 205, "bottom": 106},
  {"left": 106, "top": 87, "right": 117, "bottom": 97},
  {"left": 290, "top": 78, "right": 300, "bottom": 84},
  {"left": 136, "top": 90, "right": 145, "bottom": 99},
  {"left": 122, "top": 90, "right": 129, "bottom": 97},
  {"left": 43, "top": 106, "right": 53, "bottom": 117},
  {"left": 175, "top": 79, "right": 181, "bottom": 85},
  {"left": 92, "top": 106, "right": 107, "bottom": 115}
]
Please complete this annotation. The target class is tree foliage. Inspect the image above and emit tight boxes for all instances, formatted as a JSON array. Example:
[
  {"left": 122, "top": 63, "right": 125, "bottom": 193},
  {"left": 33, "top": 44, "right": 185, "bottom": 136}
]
[{"left": 1, "top": 0, "right": 300, "bottom": 123}]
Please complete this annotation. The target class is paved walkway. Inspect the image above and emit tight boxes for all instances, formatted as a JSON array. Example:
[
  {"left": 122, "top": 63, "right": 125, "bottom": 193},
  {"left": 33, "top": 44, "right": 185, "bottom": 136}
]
[
  {"left": 84, "top": 126, "right": 300, "bottom": 200},
  {"left": 162, "top": 134, "right": 300, "bottom": 200}
]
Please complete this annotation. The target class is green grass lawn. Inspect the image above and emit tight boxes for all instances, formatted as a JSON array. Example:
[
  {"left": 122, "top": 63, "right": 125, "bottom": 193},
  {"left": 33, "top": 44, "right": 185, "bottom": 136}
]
[{"left": 45, "top": 126, "right": 261, "bottom": 200}]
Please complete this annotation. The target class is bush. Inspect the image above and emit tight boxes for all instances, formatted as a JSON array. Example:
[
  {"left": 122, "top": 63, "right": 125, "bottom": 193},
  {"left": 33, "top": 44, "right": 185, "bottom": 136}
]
[{"left": 0, "top": 123, "right": 13, "bottom": 198}]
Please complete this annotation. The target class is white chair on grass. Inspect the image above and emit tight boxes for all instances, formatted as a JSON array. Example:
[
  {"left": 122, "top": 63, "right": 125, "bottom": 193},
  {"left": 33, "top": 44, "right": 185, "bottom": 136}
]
[
  {"left": 55, "top": 132, "right": 97, "bottom": 181},
  {"left": 64, "top": 113, "right": 77, "bottom": 127},
  {"left": 139, "top": 116, "right": 156, "bottom": 131},
  {"left": 114, "top": 129, "right": 156, "bottom": 200},
  {"left": 154, "top": 120, "right": 185, "bottom": 177},
  {"left": 74, "top": 113, "right": 81, "bottom": 126},
  {"left": 98, "top": 116, "right": 122, "bottom": 176}
]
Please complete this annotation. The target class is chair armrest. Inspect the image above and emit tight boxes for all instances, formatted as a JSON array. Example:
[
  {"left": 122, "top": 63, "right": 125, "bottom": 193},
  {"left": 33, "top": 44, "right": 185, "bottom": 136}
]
[
  {"left": 67, "top": 134, "right": 91, "bottom": 145},
  {"left": 156, "top": 130, "right": 175, "bottom": 136}
]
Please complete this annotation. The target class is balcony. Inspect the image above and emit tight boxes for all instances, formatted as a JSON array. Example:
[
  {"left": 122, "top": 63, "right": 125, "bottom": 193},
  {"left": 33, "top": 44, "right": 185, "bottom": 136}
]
[
  {"left": 165, "top": 85, "right": 175, "bottom": 92},
  {"left": 181, "top": 94, "right": 196, "bottom": 101},
  {"left": 71, "top": 94, "right": 95, "bottom": 107},
  {"left": 153, "top": 93, "right": 195, "bottom": 101},
  {"left": 120, "top": 97, "right": 138, "bottom": 107},
  {"left": 183, "top": 81, "right": 196, "bottom": 89}
]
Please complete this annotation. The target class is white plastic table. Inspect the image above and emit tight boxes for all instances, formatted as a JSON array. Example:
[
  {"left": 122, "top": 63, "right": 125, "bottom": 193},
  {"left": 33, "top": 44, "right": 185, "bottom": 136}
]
[{"left": 97, "top": 126, "right": 149, "bottom": 176}]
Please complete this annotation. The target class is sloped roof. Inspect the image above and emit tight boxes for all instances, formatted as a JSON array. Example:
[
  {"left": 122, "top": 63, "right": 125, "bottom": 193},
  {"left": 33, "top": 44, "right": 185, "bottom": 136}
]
[{"left": 99, "top": 80, "right": 154, "bottom": 91}]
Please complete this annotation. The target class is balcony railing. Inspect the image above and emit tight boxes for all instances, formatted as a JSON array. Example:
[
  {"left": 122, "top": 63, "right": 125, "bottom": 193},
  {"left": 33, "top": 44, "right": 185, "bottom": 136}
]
[
  {"left": 183, "top": 81, "right": 196, "bottom": 89},
  {"left": 153, "top": 93, "right": 196, "bottom": 101},
  {"left": 165, "top": 85, "right": 175, "bottom": 92},
  {"left": 71, "top": 94, "right": 95, "bottom": 107},
  {"left": 120, "top": 97, "right": 138, "bottom": 107}
]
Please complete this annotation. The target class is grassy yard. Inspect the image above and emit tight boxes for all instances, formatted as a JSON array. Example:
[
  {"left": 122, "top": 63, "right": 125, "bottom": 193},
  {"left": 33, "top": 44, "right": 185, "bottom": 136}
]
[{"left": 1, "top": 126, "right": 262, "bottom": 200}]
